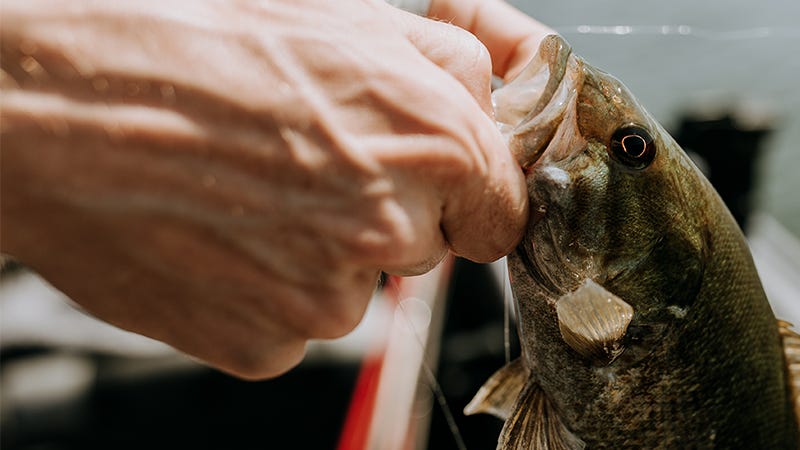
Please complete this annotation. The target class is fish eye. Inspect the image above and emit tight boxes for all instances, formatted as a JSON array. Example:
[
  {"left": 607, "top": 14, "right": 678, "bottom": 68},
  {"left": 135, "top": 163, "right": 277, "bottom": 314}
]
[{"left": 609, "top": 125, "right": 656, "bottom": 169}]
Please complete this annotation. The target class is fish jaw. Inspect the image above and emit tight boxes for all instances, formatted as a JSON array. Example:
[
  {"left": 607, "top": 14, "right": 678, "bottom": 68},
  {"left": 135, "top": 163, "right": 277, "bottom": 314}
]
[{"left": 493, "top": 35, "right": 584, "bottom": 171}]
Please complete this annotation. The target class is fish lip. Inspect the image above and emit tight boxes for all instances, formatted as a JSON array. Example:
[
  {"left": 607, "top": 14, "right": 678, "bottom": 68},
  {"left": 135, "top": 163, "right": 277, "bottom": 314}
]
[
  {"left": 518, "top": 36, "right": 573, "bottom": 125},
  {"left": 493, "top": 35, "right": 576, "bottom": 170}
]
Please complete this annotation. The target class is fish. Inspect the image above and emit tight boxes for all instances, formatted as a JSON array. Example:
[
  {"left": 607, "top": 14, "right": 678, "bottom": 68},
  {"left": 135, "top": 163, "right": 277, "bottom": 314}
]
[{"left": 464, "top": 34, "right": 800, "bottom": 449}]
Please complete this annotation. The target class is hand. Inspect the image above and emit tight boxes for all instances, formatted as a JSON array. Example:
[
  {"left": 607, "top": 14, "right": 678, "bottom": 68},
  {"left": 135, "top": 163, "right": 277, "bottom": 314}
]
[{"left": 0, "top": 0, "right": 552, "bottom": 378}]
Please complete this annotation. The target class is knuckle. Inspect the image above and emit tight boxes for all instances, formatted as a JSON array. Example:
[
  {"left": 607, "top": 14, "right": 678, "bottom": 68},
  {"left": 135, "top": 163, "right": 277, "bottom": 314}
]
[
  {"left": 471, "top": 37, "right": 493, "bottom": 74},
  {"left": 453, "top": 27, "right": 493, "bottom": 82}
]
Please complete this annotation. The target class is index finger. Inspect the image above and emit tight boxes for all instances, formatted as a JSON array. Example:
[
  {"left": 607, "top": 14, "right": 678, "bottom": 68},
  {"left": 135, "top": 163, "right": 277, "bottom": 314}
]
[{"left": 427, "top": 0, "right": 554, "bottom": 81}]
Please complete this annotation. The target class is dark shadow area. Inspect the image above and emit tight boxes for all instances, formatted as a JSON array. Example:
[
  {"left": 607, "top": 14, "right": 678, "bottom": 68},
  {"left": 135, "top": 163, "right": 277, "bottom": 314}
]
[
  {"left": 1, "top": 351, "right": 358, "bottom": 450},
  {"left": 425, "top": 258, "right": 520, "bottom": 450}
]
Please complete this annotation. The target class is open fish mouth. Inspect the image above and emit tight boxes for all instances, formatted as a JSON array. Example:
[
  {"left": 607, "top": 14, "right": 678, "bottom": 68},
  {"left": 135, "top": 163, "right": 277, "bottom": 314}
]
[{"left": 493, "top": 35, "right": 579, "bottom": 170}]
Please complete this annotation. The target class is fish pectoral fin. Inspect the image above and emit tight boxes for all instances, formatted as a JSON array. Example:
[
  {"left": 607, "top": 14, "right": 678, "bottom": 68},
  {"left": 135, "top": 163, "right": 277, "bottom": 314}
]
[
  {"left": 778, "top": 320, "right": 800, "bottom": 423},
  {"left": 556, "top": 279, "right": 634, "bottom": 364},
  {"left": 499, "top": 382, "right": 586, "bottom": 450},
  {"left": 464, "top": 358, "right": 529, "bottom": 420},
  {"left": 466, "top": 362, "right": 585, "bottom": 449}
]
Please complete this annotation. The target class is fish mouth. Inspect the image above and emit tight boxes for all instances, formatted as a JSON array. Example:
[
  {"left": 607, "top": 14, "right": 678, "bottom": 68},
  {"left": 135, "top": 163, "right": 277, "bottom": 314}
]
[{"left": 493, "top": 35, "right": 578, "bottom": 170}]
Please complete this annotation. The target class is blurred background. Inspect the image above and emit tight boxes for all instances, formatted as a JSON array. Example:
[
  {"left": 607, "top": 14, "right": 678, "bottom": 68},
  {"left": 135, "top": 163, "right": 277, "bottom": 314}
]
[{"left": 2, "top": 0, "right": 799, "bottom": 449}]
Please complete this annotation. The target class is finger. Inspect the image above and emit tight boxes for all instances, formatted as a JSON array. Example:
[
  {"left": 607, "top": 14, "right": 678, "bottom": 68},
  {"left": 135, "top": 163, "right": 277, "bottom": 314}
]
[
  {"left": 379, "top": 183, "right": 449, "bottom": 276},
  {"left": 378, "top": 3, "right": 529, "bottom": 263},
  {"left": 389, "top": 7, "right": 494, "bottom": 116},
  {"left": 428, "top": 0, "right": 555, "bottom": 81},
  {"left": 440, "top": 114, "right": 529, "bottom": 263}
]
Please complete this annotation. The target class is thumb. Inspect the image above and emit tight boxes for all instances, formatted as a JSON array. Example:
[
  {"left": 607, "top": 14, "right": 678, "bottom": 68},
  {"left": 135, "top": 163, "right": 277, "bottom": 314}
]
[{"left": 390, "top": 8, "right": 494, "bottom": 116}]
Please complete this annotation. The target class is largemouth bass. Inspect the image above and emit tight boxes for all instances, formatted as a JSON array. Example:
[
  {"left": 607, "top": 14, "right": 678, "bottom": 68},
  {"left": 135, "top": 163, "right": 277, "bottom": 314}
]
[{"left": 465, "top": 35, "right": 800, "bottom": 449}]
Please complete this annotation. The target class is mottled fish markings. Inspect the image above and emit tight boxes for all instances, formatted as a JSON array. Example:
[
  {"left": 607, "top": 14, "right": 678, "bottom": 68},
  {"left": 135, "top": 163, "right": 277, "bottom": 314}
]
[{"left": 465, "top": 35, "right": 800, "bottom": 449}]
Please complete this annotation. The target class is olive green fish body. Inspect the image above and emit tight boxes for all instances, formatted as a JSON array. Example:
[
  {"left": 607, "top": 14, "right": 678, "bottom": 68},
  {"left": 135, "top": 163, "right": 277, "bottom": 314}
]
[{"left": 466, "top": 35, "right": 799, "bottom": 448}]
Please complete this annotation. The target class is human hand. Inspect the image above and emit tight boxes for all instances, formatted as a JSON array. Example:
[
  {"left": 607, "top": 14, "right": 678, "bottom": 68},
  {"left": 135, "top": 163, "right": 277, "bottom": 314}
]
[{"left": 0, "top": 0, "right": 552, "bottom": 378}]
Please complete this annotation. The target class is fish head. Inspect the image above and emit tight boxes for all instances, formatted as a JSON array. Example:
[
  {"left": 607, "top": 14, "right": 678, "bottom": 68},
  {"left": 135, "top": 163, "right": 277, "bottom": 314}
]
[{"left": 501, "top": 35, "right": 712, "bottom": 372}]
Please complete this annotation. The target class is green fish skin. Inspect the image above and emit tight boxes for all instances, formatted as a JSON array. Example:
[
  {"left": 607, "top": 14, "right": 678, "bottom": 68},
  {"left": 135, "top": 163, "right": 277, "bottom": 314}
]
[{"left": 467, "top": 35, "right": 799, "bottom": 449}]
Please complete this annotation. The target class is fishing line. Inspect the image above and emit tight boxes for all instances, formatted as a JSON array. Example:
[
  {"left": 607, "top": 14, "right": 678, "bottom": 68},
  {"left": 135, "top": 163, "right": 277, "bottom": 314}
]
[
  {"left": 388, "top": 276, "right": 469, "bottom": 450},
  {"left": 414, "top": 350, "right": 468, "bottom": 450},
  {"left": 556, "top": 25, "right": 800, "bottom": 40},
  {"left": 502, "top": 259, "right": 512, "bottom": 365}
]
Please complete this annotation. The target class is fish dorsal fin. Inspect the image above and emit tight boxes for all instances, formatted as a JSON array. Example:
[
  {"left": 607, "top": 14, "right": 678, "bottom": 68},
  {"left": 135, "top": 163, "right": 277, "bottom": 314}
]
[
  {"left": 499, "top": 382, "right": 586, "bottom": 450},
  {"left": 778, "top": 320, "right": 800, "bottom": 423},
  {"left": 464, "top": 358, "right": 529, "bottom": 420},
  {"left": 556, "top": 279, "right": 634, "bottom": 364}
]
